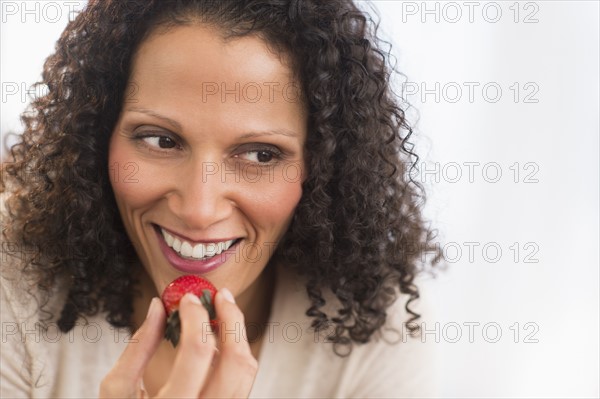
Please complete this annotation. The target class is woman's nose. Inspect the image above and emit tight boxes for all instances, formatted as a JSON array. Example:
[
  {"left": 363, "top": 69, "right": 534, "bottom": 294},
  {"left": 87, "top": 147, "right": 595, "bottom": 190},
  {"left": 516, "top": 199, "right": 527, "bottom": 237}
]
[{"left": 167, "top": 161, "right": 234, "bottom": 230}]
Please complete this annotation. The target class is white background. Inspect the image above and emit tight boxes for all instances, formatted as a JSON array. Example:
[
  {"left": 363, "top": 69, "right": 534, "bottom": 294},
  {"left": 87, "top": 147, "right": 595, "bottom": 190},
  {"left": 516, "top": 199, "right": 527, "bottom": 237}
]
[{"left": 1, "top": 1, "right": 598, "bottom": 397}]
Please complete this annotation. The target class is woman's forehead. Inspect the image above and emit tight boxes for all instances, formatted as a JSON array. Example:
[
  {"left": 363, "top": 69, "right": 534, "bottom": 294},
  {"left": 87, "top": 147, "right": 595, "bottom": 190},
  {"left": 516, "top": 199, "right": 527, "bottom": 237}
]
[{"left": 131, "top": 25, "right": 296, "bottom": 92}]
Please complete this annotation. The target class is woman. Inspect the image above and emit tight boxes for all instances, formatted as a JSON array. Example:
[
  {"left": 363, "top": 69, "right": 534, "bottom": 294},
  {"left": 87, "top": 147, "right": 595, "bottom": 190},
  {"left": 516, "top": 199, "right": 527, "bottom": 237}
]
[{"left": 1, "top": 0, "right": 441, "bottom": 397}]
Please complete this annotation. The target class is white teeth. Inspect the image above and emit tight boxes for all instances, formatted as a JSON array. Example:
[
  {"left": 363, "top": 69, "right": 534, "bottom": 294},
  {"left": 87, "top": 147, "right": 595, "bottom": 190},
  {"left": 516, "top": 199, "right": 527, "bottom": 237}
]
[
  {"left": 180, "top": 241, "right": 193, "bottom": 257},
  {"left": 160, "top": 228, "right": 237, "bottom": 260},
  {"left": 192, "top": 243, "right": 205, "bottom": 258},
  {"left": 204, "top": 243, "right": 217, "bottom": 257},
  {"left": 172, "top": 238, "right": 182, "bottom": 252}
]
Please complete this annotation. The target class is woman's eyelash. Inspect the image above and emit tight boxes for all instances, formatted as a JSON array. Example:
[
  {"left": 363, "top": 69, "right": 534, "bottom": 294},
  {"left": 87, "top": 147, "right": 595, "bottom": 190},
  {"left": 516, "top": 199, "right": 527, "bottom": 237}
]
[
  {"left": 131, "top": 132, "right": 181, "bottom": 152},
  {"left": 130, "top": 131, "right": 285, "bottom": 164},
  {"left": 235, "top": 146, "right": 284, "bottom": 164}
]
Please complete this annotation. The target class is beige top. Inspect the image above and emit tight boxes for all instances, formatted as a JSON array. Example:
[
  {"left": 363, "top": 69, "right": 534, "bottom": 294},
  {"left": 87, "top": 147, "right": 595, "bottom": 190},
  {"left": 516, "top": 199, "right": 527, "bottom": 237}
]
[{"left": 1, "top": 255, "right": 438, "bottom": 398}]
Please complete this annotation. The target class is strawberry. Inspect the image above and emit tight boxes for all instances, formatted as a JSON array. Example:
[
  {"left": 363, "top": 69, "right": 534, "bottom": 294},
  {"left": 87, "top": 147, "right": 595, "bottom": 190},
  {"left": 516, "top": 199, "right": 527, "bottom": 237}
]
[{"left": 161, "top": 275, "right": 218, "bottom": 347}]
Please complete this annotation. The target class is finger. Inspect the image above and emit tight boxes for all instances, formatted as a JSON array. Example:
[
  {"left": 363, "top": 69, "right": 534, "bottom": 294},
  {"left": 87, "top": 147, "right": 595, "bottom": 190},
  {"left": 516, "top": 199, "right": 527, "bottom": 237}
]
[
  {"left": 158, "top": 293, "right": 217, "bottom": 398},
  {"left": 201, "top": 288, "right": 258, "bottom": 398},
  {"left": 99, "top": 297, "right": 166, "bottom": 398}
]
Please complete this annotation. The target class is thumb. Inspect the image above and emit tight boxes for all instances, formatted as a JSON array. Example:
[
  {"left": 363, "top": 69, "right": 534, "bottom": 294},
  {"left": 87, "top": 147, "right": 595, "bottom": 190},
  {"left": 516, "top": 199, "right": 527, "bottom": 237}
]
[{"left": 99, "top": 297, "right": 166, "bottom": 398}]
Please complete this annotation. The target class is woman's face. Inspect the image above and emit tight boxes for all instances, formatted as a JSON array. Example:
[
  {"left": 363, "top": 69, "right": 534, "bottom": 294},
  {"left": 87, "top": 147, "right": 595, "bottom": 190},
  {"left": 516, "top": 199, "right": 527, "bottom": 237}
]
[{"left": 108, "top": 24, "right": 307, "bottom": 299}]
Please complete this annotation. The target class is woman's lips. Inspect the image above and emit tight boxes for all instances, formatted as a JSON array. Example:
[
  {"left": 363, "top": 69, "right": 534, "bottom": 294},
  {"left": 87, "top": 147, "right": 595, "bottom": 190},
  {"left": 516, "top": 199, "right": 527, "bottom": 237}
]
[{"left": 153, "top": 225, "right": 242, "bottom": 274}]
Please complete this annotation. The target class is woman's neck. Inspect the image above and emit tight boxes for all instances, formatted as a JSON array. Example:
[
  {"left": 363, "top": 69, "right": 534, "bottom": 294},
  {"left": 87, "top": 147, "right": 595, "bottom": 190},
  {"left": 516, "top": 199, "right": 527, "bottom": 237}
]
[{"left": 237, "top": 262, "right": 277, "bottom": 345}]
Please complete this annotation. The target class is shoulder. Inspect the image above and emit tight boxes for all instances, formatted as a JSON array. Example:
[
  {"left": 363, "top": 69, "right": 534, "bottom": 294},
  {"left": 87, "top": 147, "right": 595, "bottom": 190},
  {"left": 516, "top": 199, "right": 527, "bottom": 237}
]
[
  {"left": 0, "top": 245, "right": 60, "bottom": 398},
  {"left": 342, "top": 294, "right": 440, "bottom": 398},
  {"left": 250, "top": 266, "right": 439, "bottom": 398},
  {"left": 1, "top": 240, "right": 128, "bottom": 398},
  {"left": 0, "top": 231, "right": 69, "bottom": 330}
]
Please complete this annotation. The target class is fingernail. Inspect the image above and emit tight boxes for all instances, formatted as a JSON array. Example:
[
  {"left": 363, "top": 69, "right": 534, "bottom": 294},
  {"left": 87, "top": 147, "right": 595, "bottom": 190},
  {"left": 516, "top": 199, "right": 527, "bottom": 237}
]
[
  {"left": 183, "top": 292, "right": 201, "bottom": 305},
  {"left": 220, "top": 288, "right": 235, "bottom": 304},
  {"left": 146, "top": 297, "right": 160, "bottom": 319}
]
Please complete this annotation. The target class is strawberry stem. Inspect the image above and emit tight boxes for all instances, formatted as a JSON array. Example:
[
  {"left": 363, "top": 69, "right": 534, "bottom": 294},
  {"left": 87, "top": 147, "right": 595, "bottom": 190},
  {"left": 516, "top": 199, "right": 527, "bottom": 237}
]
[
  {"left": 199, "top": 289, "right": 216, "bottom": 320},
  {"left": 164, "top": 290, "right": 216, "bottom": 348},
  {"left": 164, "top": 310, "right": 181, "bottom": 347}
]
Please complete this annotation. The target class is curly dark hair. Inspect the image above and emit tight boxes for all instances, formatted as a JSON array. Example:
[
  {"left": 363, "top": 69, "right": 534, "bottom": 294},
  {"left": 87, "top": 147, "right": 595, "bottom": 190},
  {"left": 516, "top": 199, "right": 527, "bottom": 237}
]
[{"left": 1, "top": 0, "right": 441, "bottom": 356}]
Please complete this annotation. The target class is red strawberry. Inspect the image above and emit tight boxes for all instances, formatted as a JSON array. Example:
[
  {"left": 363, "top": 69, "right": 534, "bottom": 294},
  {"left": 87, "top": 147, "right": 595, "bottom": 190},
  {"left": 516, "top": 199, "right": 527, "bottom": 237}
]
[{"left": 161, "top": 275, "right": 217, "bottom": 347}]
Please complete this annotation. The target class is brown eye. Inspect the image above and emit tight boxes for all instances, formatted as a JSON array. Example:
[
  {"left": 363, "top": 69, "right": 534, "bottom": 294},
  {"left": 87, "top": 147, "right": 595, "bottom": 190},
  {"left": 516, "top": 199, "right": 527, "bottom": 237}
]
[
  {"left": 256, "top": 150, "right": 273, "bottom": 163},
  {"left": 136, "top": 135, "right": 179, "bottom": 150},
  {"left": 157, "top": 136, "right": 176, "bottom": 148},
  {"left": 235, "top": 144, "right": 283, "bottom": 165},
  {"left": 239, "top": 149, "right": 278, "bottom": 164}
]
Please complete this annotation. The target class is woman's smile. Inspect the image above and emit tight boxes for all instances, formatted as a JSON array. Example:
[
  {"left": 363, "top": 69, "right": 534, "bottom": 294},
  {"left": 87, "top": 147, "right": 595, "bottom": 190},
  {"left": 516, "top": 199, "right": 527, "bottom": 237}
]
[
  {"left": 108, "top": 24, "right": 307, "bottom": 298},
  {"left": 154, "top": 223, "right": 243, "bottom": 274},
  {"left": 158, "top": 224, "right": 240, "bottom": 260}
]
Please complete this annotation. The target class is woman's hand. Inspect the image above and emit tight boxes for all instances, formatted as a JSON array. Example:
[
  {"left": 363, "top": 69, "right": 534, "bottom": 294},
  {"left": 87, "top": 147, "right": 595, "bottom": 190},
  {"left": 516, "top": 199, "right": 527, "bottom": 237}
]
[{"left": 99, "top": 289, "right": 258, "bottom": 398}]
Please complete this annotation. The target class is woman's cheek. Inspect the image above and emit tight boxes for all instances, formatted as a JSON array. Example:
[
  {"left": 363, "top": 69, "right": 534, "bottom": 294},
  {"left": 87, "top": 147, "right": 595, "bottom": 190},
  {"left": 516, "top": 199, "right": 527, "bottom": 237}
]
[
  {"left": 247, "top": 166, "right": 303, "bottom": 229},
  {"left": 108, "top": 138, "right": 165, "bottom": 209}
]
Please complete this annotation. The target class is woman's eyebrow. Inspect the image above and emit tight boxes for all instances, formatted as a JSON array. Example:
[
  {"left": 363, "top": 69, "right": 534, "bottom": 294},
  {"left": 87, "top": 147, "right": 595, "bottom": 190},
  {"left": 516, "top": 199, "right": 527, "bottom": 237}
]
[
  {"left": 238, "top": 130, "right": 300, "bottom": 139},
  {"left": 125, "top": 107, "right": 183, "bottom": 131},
  {"left": 126, "top": 107, "right": 300, "bottom": 139}
]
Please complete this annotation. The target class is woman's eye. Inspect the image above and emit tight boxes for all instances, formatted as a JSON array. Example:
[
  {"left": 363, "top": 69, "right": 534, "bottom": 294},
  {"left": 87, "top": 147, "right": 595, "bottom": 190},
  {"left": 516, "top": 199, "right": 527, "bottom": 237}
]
[
  {"left": 141, "top": 136, "right": 177, "bottom": 149},
  {"left": 239, "top": 149, "right": 279, "bottom": 164}
]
